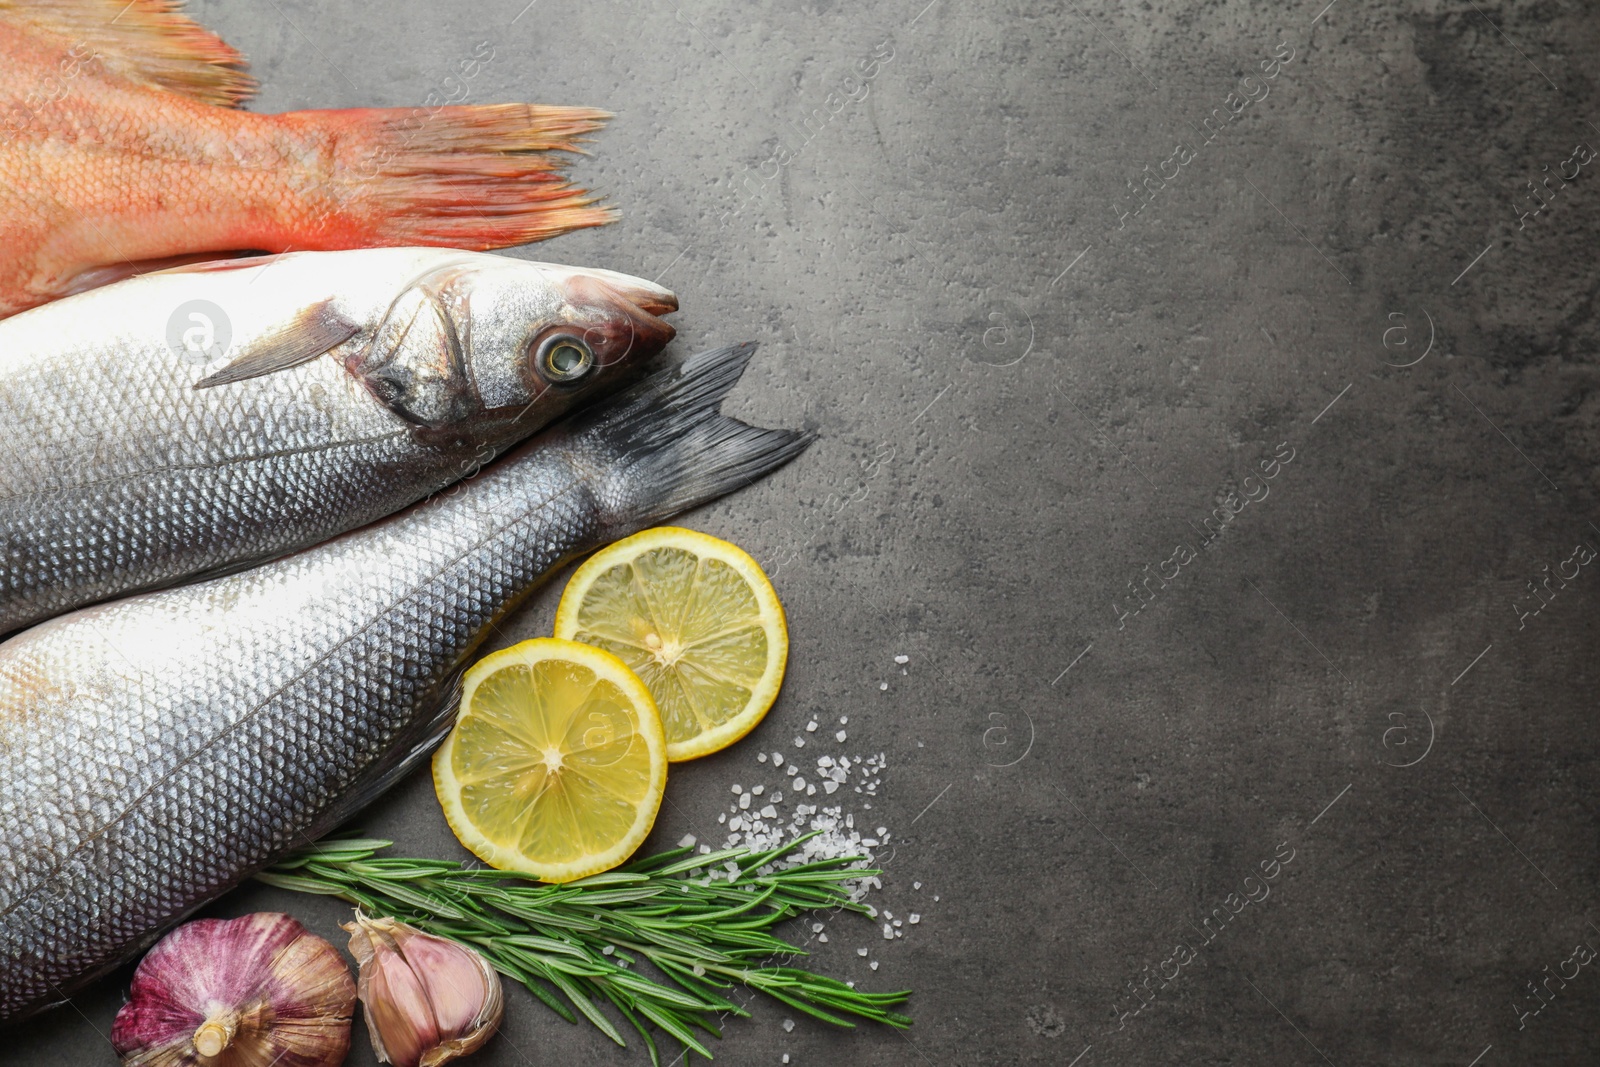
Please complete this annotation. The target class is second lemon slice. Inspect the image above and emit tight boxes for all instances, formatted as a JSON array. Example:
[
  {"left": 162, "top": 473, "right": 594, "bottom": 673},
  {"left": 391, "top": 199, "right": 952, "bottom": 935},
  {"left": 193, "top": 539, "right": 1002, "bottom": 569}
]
[
  {"left": 553, "top": 527, "right": 788, "bottom": 761},
  {"left": 433, "top": 638, "right": 666, "bottom": 883}
]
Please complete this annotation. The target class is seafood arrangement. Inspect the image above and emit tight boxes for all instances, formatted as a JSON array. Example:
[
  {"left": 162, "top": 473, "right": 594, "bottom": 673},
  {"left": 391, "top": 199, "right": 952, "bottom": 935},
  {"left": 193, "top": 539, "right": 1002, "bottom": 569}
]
[
  {"left": 0, "top": 343, "right": 804, "bottom": 1022},
  {"left": 0, "top": 1, "right": 910, "bottom": 1061}
]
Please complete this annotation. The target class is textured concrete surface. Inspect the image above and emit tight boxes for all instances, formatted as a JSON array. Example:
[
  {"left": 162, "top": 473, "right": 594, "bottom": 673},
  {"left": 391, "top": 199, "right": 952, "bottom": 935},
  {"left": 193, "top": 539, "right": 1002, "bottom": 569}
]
[{"left": 13, "top": 0, "right": 1600, "bottom": 1063}]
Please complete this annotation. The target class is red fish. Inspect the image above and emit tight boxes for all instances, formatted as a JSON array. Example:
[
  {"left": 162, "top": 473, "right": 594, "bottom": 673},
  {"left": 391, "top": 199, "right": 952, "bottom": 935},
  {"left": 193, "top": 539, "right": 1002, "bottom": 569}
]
[{"left": 0, "top": 0, "right": 614, "bottom": 318}]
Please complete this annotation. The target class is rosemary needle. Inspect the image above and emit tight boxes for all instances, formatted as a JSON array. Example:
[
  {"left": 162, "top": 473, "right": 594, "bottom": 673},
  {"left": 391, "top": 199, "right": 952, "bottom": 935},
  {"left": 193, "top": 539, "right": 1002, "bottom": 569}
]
[{"left": 259, "top": 831, "right": 912, "bottom": 1064}]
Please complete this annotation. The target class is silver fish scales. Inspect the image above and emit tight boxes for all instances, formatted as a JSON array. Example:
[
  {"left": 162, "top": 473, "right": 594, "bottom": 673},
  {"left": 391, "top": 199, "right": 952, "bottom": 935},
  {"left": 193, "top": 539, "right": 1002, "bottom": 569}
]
[
  {"left": 0, "top": 343, "right": 805, "bottom": 1024},
  {"left": 0, "top": 247, "right": 676, "bottom": 634}
]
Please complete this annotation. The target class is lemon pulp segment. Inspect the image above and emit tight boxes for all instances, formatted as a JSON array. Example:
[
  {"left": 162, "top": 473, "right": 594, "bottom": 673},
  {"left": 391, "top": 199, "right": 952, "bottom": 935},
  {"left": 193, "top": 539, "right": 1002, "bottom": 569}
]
[
  {"left": 433, "top": 639, "right": 666, "bottom": 882},
  {"left": 554, "top": 527, "right": 788, "bottom": 762}
]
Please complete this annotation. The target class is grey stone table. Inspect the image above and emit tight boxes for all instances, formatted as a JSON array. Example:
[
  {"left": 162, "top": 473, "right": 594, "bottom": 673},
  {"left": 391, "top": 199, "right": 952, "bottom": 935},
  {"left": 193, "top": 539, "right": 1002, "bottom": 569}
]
[{"left": 14, "top": 0, "right": 1600, "bottom": 1063}]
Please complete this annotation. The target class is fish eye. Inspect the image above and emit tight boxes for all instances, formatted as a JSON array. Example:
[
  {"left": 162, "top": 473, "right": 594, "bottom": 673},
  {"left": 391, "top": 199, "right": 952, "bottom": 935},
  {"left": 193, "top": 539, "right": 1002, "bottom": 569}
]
[{"left": 534, "top": 333, "right": 595, "bottom": 384}]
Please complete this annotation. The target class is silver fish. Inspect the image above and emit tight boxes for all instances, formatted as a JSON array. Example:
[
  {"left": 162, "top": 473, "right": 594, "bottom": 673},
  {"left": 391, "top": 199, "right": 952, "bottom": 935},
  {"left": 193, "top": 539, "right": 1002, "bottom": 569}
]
[
  {"left": 0, "top": 342, "right": 806, "bottom": 1024},
  {"left": 0, "top": 247, "right": 677, "bottom": 634}
]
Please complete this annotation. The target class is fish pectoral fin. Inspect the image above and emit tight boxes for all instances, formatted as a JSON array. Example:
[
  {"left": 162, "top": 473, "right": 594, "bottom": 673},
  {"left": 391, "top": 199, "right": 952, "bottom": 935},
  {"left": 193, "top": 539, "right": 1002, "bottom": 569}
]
[
  {"left": 193, "top": 300, "right": 362, "bottom": 389},
  {"left": 1, "top": 0, "right": 256, "bottom": 108}
]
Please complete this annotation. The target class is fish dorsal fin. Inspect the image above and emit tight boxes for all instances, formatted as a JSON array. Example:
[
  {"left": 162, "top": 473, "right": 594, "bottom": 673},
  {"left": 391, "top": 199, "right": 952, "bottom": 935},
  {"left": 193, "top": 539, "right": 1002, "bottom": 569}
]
[
  {"left": 0, "top": 0, "right": 255, "bottom": 108},
  {"left": 193, "top": 299, "right": 361, "bottom": 389}
]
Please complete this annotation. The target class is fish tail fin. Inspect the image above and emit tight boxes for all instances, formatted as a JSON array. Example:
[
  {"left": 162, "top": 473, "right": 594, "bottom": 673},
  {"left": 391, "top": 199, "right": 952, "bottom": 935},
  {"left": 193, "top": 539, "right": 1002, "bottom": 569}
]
[
  {"left": 566, "top": 342, "right": 813, "bottom": 532},
  {"left": 279, "top": 103, "right": 615, "bottom": 249},
  {"left": 0, "top": 0, "right": 256, "bottom": 107}
]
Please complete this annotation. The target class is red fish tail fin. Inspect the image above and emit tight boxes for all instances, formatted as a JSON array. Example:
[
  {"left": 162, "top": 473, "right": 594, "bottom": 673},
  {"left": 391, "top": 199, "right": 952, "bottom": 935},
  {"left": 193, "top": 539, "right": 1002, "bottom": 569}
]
[
  {"left": 0, "top": 0, "right": 255, "bottom": 107},
  {"left": 289, "top": 103, "right": 616, "bottom": 250}
]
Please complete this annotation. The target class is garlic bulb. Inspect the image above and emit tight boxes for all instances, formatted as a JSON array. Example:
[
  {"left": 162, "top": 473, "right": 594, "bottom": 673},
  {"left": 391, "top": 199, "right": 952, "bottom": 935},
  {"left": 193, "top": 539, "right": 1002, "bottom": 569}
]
[
  {"left": 111, "top": 912, "right": 356, "bottom": 1067},
  {"left": 344, "top": 914, "right": 504, "bottom": 1067}
]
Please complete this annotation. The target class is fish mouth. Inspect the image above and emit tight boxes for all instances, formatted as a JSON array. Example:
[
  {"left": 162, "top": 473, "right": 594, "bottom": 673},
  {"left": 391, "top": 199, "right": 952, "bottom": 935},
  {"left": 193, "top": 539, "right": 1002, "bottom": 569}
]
[
  {"left": 562, "top": 269, "right": 678, "bottom": 359},
  {"left": 609, "top": 278, "right": 678, "bottom": 318},
  {"left": 612, "top": 292, "right": 677, "bottom": 354},
  {"left": 566, "top": 265, "right": 678, "bottom": 317}
]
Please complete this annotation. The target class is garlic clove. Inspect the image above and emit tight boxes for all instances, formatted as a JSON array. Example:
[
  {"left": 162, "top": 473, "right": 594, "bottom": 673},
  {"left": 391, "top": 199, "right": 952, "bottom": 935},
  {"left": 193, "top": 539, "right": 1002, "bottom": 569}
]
[
  {"left": 388, "top": 921, "right": 504, "bottom": 1054},
  {"left": 344, "top": 914, "right": 504, "bottom": 1067},
  {"left": 112, "top": 912, "right": 355, "bottom": 1067},
  {"left": 363, "top": 936, "right": 442, "bottom": 1067}
]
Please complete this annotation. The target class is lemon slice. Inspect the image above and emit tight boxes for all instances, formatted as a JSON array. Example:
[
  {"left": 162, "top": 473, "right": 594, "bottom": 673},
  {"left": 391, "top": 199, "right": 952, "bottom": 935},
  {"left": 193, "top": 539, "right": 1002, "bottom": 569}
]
[
  {"left": 553, "top": 527, "right": 788, "bottom": 762},
  {"left": 432, "top": 638, "right": 666, "bottom": 883}
]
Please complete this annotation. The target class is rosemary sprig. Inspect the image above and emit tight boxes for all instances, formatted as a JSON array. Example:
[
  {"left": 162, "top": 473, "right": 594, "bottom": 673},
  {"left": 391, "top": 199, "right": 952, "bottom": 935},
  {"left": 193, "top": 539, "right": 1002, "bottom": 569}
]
[{"left": 258, "top": 832, "right": 912, "bottom": 1064}]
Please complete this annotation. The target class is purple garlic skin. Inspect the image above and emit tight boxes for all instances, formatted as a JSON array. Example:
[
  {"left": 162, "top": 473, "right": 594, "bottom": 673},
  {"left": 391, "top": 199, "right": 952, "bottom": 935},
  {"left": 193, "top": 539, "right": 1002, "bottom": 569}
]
[
  {"left": 111, "top": 912, "right": 356, "bottom": 1067},
  {"left": 344, "top": 914, "right": 504, "bottom": 1067}
]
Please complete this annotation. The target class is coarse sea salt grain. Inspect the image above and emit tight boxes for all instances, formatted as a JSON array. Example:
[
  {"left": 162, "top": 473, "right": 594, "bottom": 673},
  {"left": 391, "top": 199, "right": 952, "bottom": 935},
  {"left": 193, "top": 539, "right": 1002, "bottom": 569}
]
[
  {"left": 806, "top": 720, "right": 818, "bottom": 732},
  {"left": 857, "top": 947, "right": 869, "bottom": 957},
  {"left": 712, "top": 751, "right": 897, "bottom": 912},
  {"left": 782, "top": 1019, "right": 795, "bottom": 1033},
  {"left": 871, "top": 960, "right": 880, "bottom": 970},
  {"left": 758, "top": 752, "right": 768, "bottom": 763},
  {"left": 894, "top": 654, "right": 909, "bottom": 664},
  {"left": 878, "top": 682, "right": 888, "bottom": 691},
  {"left": 752, "top": 785, "right": 765, "bottom": 795},
  {"left": 836, "top": 730, "right": 848, "bottom": 742},
  {"left": 678, "top": 834, "right": 696, "bottom": 848},
  {"left": 794, "top": 737, "right": 805, "bottom": 748},
  {"left": 772, "top": 752, "right": 784, "bottom": 766}
]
